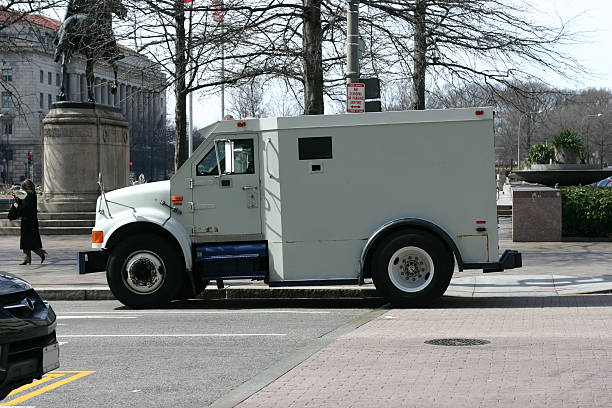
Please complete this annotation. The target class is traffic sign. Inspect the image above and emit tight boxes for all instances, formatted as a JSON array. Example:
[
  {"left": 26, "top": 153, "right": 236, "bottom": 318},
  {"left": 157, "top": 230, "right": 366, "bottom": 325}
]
[{"left": 346, "top": 83, "right": 365, "bottom": 113}]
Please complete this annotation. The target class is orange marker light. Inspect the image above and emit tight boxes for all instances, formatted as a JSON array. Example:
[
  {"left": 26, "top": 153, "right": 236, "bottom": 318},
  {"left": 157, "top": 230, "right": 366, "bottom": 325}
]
[
  {"left": 171, "top": 196, "right": 183, "bottom": 202},
  {"left": 92, "top": 231, "right": 103, "bottom": 243}
]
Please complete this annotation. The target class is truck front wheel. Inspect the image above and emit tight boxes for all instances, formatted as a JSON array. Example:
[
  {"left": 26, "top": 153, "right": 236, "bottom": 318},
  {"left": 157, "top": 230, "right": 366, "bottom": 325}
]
[
  {"left": 107, "top": 234, "right": 184, "bottom": 308},
  {"left": 372, "top": 230, "right": 454, "bottom": 306}
]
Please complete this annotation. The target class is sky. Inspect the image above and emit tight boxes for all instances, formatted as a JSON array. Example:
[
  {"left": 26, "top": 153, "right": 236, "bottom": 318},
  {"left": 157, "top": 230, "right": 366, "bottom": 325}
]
[{"left": 186, "top": 0, "right": 612, "bottom": 129}]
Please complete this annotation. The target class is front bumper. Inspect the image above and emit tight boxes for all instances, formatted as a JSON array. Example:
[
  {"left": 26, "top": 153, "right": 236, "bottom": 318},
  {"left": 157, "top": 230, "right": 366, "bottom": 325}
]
[
  {"left": 0, "top": 297, "right": 59, "bottom": 399},
  {"left": 77, "top": 250, "right": 108, "bottom": 274}
]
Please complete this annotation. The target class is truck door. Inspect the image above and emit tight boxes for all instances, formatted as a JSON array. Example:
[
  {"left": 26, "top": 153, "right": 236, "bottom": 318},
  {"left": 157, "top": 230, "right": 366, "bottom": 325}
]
[{"left": 190, "top": 135, "right": 262, "bottom": 239}]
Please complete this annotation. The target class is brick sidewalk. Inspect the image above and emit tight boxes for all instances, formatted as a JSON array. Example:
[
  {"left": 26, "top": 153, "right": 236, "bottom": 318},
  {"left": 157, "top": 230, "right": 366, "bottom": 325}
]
[{"left": 238, "top": 295, "right": 612, "bottom": 408}]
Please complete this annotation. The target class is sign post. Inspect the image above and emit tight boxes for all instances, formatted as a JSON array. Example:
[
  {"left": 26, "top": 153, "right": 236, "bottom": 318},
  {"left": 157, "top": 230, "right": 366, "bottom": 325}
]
[{"left": 346, "top": 83, "right": 365, "bottom": 113}]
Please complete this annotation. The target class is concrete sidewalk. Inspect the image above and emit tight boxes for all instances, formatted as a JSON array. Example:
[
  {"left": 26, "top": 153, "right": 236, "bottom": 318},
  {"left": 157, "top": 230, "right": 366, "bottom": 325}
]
[{"left": 0, "top": 217, "right": 611, "bottom": 300}]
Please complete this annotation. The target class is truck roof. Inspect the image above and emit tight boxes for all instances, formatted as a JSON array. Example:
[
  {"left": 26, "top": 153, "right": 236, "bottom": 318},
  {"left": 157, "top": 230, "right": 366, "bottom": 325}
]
[{"left": 213, "top": 107, "right": 493, "bottom": 134}]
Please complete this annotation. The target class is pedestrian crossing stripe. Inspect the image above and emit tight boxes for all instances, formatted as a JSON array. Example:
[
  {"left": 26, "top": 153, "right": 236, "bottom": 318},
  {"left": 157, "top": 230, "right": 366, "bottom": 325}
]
[{"left": 0, "top": 371, "right": 95, "bottom": 406}]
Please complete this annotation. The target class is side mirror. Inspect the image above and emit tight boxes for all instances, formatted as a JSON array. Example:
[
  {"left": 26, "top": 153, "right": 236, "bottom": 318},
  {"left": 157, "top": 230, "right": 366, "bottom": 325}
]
[{"left": 214, "top": 140, "right": 234, "bottom": 176}]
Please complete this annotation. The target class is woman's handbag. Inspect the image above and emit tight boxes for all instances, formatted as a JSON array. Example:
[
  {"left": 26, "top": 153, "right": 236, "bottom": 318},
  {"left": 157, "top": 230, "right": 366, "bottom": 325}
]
[{"left": 7, "top": 201, "right": 19, "bottom": 221}]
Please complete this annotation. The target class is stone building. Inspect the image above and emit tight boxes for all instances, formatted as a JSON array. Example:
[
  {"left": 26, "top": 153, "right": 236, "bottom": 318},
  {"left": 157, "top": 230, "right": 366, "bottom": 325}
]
[{"left": 0, "top": 12, "right": 168, "bottom": 186}]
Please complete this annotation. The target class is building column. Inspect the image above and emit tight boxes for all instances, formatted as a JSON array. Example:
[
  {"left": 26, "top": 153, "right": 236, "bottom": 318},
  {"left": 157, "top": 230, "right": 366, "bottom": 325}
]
[
  {"left": 94, "top": 78, "right": 101, "bottom": 103},
  {"left": 126, "top": 85, "right": 132, "bottom": 127},
  {"left": 80, "top": 74, "right": 86, "bottom": 101},
  {"left": 120, "top": 84, "right": 126, "bottom": 116},
  {"left": 102, "top": 80, "right": 108, "bottom": 105}
]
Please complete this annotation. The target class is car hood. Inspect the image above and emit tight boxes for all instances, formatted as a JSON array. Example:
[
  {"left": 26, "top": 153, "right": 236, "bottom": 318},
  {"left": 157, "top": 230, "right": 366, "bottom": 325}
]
[{"left": 0, "top": 273, "right": 33, "bottom": 295}]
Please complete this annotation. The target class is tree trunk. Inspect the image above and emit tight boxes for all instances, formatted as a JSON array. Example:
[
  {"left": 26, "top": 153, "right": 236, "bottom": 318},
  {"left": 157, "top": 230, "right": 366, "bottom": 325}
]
[
  {"left": 302, "top": 0, "right": 324, "bottom": 115},
  {"left": 412, "top": 0, "right": 427, "bottom": 110},
  {"left": 174, "top": 0, "right": 187, "bottom": 171}
]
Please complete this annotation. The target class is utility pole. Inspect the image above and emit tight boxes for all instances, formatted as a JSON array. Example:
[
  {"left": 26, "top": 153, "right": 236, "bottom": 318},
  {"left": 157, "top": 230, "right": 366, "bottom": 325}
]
[{"left": 346, "top": 0, "right": 359, "bottom": 85}]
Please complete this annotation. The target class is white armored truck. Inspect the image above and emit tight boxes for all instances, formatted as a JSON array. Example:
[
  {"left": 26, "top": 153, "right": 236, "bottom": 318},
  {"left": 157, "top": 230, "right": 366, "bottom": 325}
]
[{"left": 78, "top": 108, "right": 521, "bottom": 307}]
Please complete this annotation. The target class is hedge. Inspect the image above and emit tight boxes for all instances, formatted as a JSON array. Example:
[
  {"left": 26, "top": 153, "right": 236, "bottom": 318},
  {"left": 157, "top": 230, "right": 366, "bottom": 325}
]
[{"left": 561, "top": 186, "right": 612, "bottom": 237}]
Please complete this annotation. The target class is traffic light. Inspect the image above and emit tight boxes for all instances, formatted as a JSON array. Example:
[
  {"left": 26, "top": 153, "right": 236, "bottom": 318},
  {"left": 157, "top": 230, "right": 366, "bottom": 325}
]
[{"left": 27, "top": 151, "right": 32, "bottom": 165}]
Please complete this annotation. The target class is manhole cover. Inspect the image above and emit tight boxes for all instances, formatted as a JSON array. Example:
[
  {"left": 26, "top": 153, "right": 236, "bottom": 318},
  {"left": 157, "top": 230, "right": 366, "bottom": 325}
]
[{"left": 425, "top": 338, "right": 490, "bottom": 346}]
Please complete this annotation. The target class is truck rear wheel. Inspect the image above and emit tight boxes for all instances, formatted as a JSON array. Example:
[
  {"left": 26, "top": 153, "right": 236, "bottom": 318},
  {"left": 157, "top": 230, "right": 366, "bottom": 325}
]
[
  {"left": 371, "top": 230, "right": 454, "bottom": 306},
  {"left": 106, "top": 234, "right": 184, "bottom": 308}
]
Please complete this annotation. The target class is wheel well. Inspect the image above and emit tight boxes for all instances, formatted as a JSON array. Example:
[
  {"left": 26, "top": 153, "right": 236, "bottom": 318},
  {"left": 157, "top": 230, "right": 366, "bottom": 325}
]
[
  {"left": 106, "top": 222, "right": 186, "bottom": 271},
  {"left": 362, "top": 224, "right": 460, "bottom": 279}
]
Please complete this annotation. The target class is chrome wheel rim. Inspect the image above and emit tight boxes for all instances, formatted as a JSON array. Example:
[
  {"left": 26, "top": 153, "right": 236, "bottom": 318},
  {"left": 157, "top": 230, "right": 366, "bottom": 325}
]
[
  {"left": 122, "top": 251, "right": 166, "bottom": 294},
  {"left": 387, "top": 246, "right": 434, "bottom": 292}
]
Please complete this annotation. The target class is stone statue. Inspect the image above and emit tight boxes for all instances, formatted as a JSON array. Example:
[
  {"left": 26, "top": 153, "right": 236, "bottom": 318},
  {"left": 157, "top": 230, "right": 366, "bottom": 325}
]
[{"left": 54, "top": 0, "right": 127, "bottom": 103}]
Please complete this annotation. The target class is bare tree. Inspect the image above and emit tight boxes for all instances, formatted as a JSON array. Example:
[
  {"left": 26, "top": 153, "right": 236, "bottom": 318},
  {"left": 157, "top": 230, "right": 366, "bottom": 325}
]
[
  {"left": 359, "top": 0, "right": 585, "bottom": 110},
  {"left": 227, "top": 77, "right": 267, "bottom": 118}
]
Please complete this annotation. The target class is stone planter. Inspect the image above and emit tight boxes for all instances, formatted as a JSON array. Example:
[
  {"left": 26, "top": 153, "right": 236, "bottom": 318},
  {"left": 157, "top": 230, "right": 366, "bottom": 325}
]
[{"left": 554, "top": 146, "right": 580, "bottom": 164}]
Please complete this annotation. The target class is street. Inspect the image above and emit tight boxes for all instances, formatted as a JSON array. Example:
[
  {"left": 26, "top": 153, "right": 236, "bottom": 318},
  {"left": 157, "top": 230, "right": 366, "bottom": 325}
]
[{"left": 1, "top": 300, "right": 379, "bottom": 407}]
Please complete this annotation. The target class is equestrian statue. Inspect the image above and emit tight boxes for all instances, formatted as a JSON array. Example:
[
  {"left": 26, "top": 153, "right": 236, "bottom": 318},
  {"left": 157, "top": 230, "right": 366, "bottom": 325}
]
[{"left": 54, "top": 0, "right": 127, "bottom": 103}]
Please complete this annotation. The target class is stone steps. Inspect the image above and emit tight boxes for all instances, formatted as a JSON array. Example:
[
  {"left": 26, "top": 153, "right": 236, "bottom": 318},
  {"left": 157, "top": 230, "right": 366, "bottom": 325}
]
[
  {"left": 497, "top": 205, "right": 512, "bottom": 218},
  {"left": 0, "top": 211, "right": 95, "bottom": 235},
  {"left": 0, "top": 219, "right": 94, "bottom": 228},
  {"left": 0, "top": 226, "right": 92, "bottom": 236}
]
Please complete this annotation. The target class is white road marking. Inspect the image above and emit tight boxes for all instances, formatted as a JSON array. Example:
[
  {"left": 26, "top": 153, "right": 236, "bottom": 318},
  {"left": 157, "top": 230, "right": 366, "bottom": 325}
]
[
  {"left": 57, "top": 310, "right": 330, "bottom": 315},
  {"left": 57, "top": 316, "right": 139, "bottom": 320},
  {"left": 59, "top": 333, "right": 286, "bottom": 338}
]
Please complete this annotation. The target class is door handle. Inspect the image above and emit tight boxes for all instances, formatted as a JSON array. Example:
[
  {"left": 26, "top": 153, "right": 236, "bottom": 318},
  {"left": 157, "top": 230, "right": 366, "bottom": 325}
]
[{"left": 242, "top": 186, "right": 258, "bottom": 190}]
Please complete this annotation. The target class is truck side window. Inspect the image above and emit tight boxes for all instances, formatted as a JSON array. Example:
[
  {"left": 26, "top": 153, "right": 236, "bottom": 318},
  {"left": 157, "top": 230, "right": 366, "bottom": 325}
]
[{"left": 196, "top": 139, "right": 254, "bottom": 176}]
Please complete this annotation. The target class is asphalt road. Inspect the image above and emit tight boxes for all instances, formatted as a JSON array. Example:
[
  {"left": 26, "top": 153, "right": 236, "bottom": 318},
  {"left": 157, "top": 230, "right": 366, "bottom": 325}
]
[{"left": 3, "top": 300, "right": 380, "bottom": 407}]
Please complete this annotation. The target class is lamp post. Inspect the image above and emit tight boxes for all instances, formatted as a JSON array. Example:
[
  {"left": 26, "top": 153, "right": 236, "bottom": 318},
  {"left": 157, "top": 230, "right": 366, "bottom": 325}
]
[
  {"left": 517, "top": 110, "right": 543, "bottom": 166},
  {"left": 580, "top": 113, "right": 602, "bottom": 164}
]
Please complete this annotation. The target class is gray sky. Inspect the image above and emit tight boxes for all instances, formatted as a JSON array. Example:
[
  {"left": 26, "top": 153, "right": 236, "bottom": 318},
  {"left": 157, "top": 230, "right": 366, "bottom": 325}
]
[{"left": 189, "top": 0, "right": 612, "bottom": 128}]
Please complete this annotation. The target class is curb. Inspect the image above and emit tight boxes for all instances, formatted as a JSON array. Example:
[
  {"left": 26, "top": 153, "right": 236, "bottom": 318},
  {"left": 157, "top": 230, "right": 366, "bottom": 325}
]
[
  {"left": 35, "top": 286, "right": 612, "bottom": 301},
  {"left": 37, "top": 286, "right": 384, "bottom": 301}
]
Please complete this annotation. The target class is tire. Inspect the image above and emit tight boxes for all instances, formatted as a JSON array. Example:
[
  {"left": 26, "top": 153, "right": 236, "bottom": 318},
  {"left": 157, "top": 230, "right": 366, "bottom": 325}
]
[
  {"left": 106, "top": 233, "right": 184, "bottom": 308},
  {"left": 371, "top": 230, "right": 454, "bottom": 306}
]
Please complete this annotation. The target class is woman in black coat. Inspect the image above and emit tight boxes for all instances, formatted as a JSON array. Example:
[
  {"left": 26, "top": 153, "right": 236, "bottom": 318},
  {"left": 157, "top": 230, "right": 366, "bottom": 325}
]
[{"left": 11, "top": 179, "right": 47, "bottom": 265}]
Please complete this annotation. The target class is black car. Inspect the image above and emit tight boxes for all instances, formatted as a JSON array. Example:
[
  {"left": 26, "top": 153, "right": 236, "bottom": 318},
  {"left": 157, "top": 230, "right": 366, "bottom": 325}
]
[{"left": 0, "top": 273, "right": 59, "bottom": 400}]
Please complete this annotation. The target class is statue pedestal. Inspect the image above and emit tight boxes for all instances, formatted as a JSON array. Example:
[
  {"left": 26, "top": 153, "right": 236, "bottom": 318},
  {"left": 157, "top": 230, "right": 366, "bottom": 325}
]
[{"left": 41, "top": 102, "right": 129, "bottom": 213}]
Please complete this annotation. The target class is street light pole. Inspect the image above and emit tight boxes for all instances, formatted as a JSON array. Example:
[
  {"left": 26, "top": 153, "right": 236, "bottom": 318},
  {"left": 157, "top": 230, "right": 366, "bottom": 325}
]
[
  {"left": 517, "top": 110, "right": 543, "bottom": 166},
  {"left": 580, "top": 113, "right": 602, "bottom": 164}
]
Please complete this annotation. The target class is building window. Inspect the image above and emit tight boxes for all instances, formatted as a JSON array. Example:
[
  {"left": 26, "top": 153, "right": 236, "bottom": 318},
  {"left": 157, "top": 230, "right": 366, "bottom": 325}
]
[
  {"left": 47, "top": 94, "right": 52, "bottom": 109},
  {"left": 2, "top": 120, "right": 12, "bottom": 135},
  {"left": 1, "top": 92, "right": 13, "bottom": 108},
  {"left": 1, "top": 68, "right": 12, "bottom": 82},
  {"left": 48, "top": 72, "right": 52, "bottom": 85},
  {"left": 40, "top": 93, "right": 44, "bottom": 109},
  {"left": 56, "top": 73, "right": 60, "bottom": 86},
  {"left": 40, "top": 70, "right": 44, "bottom": 83}
]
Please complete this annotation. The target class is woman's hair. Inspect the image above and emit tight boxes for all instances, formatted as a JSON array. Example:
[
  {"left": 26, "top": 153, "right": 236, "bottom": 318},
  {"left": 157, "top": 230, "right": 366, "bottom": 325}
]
[{"left": 21, "top": 179, "right": 36, "bottom": 193}]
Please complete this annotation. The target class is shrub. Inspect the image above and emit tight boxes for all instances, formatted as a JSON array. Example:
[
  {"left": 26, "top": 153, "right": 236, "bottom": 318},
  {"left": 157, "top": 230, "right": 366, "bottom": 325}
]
[
  {"left": 553, "top": 129, "right": 583, "bottom": 150},
  {"left": 525, "top": 143, "right": 554, "bottom": 165},
  {"left": 561, "top": 186, "right": 612, "bottom": 237}
]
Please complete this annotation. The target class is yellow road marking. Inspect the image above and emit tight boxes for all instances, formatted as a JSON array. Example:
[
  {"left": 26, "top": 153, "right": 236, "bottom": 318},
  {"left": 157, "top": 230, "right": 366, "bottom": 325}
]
[
  {"left": 0, "top": 371, "right": 95, "bottom": 406},
  {"left": 6, "top": 374, "right": 65, "bottom": 397}
]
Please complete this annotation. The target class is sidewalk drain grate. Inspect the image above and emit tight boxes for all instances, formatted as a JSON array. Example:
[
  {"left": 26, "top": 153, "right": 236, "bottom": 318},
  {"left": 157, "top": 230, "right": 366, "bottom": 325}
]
[{"left": 425, "top": 338, "right": 490, "bottom": 346}]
